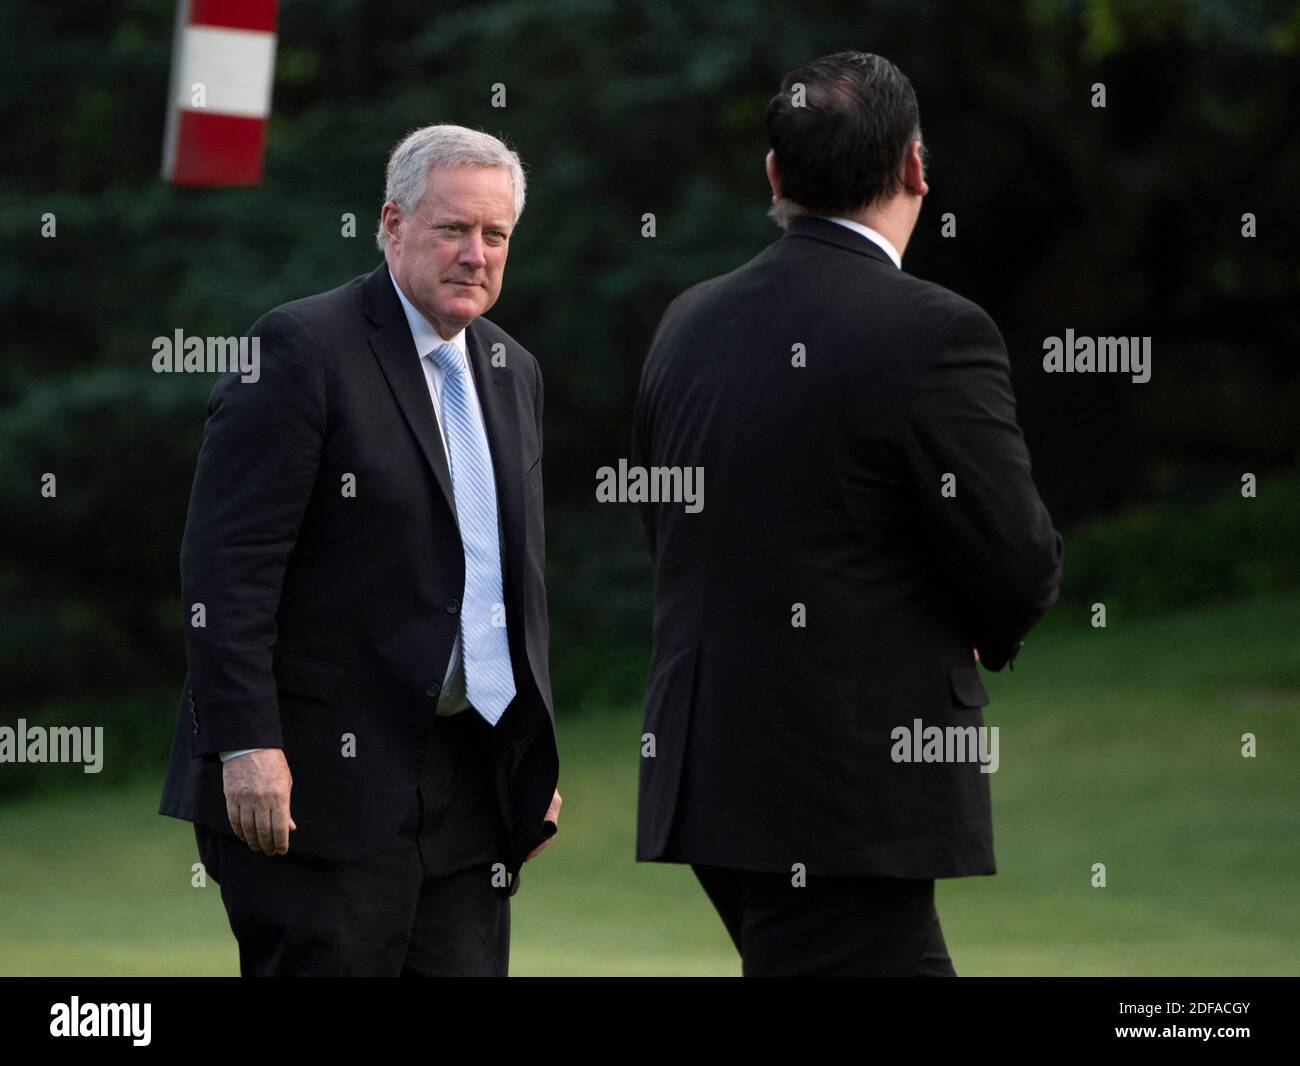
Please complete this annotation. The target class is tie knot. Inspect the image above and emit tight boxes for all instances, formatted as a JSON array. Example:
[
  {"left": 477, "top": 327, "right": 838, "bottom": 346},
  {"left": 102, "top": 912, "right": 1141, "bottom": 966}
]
[{"left": 428, "top": 341, "right": 463, "bottom": 375}]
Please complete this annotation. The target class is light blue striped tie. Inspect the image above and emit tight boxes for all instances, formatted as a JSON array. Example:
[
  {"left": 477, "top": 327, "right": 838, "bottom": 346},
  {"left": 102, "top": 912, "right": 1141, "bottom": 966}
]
[{"left": 429, "top": 341, "right": 516, "bottom": 726}]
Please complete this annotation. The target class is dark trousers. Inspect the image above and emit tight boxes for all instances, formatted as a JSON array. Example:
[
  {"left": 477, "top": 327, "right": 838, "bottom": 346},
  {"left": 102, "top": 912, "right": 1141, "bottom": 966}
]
[
  {"left": 691, "top": 864, "right": 958, "bottom": 977},
  {"left": 195, "top": 709, "right": 511, "bottom": 976}
]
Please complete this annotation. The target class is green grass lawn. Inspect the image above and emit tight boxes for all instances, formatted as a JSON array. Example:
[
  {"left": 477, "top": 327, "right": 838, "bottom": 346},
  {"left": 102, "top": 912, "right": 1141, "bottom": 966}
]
[{"left": 2, "top": 593, "right": 1297, "bottom": 976}]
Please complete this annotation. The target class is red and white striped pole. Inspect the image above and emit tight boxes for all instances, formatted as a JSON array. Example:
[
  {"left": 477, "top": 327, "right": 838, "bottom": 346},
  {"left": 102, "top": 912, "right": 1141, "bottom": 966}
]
[{"left": 161, "top": 0, "right": 279, "bottom": 186}]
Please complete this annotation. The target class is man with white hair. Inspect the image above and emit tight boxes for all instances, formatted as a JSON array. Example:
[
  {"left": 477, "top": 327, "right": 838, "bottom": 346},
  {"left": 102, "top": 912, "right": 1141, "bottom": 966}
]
[{"left": 160, "top": 125, "right": 561, "bottom": 976}]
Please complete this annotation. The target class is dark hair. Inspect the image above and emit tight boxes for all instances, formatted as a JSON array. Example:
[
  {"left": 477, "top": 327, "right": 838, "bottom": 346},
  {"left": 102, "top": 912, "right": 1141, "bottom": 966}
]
[{"left": 764, "top": 51, "right": 921, "bottom": 220}]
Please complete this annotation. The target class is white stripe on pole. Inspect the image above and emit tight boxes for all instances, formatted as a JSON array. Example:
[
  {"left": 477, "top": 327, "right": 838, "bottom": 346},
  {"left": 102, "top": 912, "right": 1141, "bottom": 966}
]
[{"left": 173, "top": 26, "right": 277, "bottom": 118}]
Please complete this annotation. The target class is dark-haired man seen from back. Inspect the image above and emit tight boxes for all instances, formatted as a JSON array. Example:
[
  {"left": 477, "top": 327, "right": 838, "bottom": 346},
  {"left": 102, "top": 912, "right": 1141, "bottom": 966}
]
[{"left": 633, "top": 52, "right": 1063, "bottom": 976}]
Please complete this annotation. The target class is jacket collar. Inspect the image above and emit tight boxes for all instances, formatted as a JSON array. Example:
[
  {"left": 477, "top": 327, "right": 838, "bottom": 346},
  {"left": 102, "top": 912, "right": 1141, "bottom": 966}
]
[{"left": 782, "top": 215, "right": 898, "bottom": 268}]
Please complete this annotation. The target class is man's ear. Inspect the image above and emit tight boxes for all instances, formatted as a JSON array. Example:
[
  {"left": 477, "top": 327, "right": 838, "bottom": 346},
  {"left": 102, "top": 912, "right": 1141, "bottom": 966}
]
[
  {"left": 765, "top": 150, "right": 781, "bottom": 200},
  {"left": 380, "top": 200, "right": 403, "bottom": 245},
  {"left": 904, "top": 140, "right": 929, "bottom": 197}
]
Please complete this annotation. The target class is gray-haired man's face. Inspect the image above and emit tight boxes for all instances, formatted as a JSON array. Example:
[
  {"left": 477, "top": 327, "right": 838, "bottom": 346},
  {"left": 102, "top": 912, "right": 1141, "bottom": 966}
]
[{"left": 382, "top": 165, "right": 515, "bottom": 339}]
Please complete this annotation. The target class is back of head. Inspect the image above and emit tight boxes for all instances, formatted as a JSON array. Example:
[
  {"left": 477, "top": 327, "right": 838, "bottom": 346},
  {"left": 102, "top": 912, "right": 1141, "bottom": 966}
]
[{"left": 765, "top": 51, "right": 922, "bottom": 226}]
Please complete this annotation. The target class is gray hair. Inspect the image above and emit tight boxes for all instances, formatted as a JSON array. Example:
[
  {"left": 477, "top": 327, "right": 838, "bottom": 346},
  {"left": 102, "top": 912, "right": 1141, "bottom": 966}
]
[
  {"left": 375, "top": 124, "right": 527, "bottom": 251},
  {"left": 767, "top": 197, "right": 812, "bottom": 229}
]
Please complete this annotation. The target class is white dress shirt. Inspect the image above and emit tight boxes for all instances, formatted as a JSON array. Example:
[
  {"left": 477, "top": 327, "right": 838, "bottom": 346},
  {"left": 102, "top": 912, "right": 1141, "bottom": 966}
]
[
  {"left": 822, "top": 216, "right": 902, "bottom": 269},
  {"left": 390, "top": 271, "right": 482, "bottom": 719},
  {"left": 218, "top": 273, "right": 483, "bottom": 761}
]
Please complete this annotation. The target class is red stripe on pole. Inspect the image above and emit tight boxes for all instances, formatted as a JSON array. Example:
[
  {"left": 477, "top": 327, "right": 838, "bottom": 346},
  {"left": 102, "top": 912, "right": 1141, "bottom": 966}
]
[
  {"left": 189, "top": 0, "right": 278, "bottom": 32},
  {"left": 169, "top": 111, "right": 267, "bottom": 186}
]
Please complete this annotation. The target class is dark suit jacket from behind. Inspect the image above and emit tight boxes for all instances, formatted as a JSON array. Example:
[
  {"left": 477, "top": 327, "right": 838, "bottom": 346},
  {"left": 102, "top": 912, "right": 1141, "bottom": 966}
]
[{"left": 633, "top": 216, "right": 1063, "bottom": 878}]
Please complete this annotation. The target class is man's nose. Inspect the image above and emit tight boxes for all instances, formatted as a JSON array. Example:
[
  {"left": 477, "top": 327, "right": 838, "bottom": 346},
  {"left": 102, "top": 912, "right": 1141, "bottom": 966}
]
[{"left": 459, "top": 232, "right": 487, "bottom": 267}]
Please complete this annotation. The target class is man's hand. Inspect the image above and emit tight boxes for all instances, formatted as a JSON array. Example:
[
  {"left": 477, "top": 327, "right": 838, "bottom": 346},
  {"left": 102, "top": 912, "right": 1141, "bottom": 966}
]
[
  {"left": 525, "top": 788, "right": 562, "bottom": 861},
  {"left": 973, "top": 647, "right": 980, "bottom": 663},
  {"left": 222, "top": 747, "right": 297, "bottom": 855}
]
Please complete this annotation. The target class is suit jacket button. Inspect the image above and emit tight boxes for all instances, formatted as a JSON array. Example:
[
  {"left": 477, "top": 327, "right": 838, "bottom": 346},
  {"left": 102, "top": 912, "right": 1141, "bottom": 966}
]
[
  {"left": 425, "top": 681, "right": 442, "bottom": 699},
  {"left": 445, "top": 599, "right": 460, "bottom": 615}
]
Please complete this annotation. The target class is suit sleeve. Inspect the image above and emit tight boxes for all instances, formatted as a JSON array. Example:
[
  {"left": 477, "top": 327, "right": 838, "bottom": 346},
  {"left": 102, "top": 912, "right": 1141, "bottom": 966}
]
[
  {"left": 900, "top": 304, "right": 1063, "bottom": 670},
  {"left": 630, "top": 375, "right": 656, "bottom": 559},
  {"left": 632, "top": 301, "right": 684, "bottom": 562},
  {"left": 180, "top": 308, "right": 326, "bottom": 757},
  {"left": 534, "top": 354, "right": 544, "bottom": 463}
]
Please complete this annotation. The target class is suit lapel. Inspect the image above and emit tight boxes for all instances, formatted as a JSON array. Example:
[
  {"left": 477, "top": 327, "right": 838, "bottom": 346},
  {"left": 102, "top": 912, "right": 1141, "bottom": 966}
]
[
  {"left": 364, "top": 263, "right": 457, "bottom": 517},
  {"left": 466, "top": 322, "right": 523, "bottom": 589},
  {"left": 364, "top": 261, "right": 525, "bottom": 585}
]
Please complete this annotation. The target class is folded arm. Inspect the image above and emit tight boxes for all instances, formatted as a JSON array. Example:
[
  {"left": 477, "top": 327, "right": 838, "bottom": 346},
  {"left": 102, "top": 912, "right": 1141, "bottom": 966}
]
[{"left": 901, "top": 304, "right": 1063, "bottom": 670}]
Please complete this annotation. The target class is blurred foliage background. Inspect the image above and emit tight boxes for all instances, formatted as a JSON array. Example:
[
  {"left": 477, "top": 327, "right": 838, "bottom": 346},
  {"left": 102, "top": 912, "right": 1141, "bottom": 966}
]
[{"left": 0, "top": 0, "right": 1297, "bottom": 789}]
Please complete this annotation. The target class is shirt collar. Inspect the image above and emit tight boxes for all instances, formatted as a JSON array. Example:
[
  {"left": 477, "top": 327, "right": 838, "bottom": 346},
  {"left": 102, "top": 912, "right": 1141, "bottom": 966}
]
[
  {"left": 820, "top": 217, "right": 902, "bottom": 269},
  {"left": 389, "top": 270, "right": 469, "bottom": 365}
]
